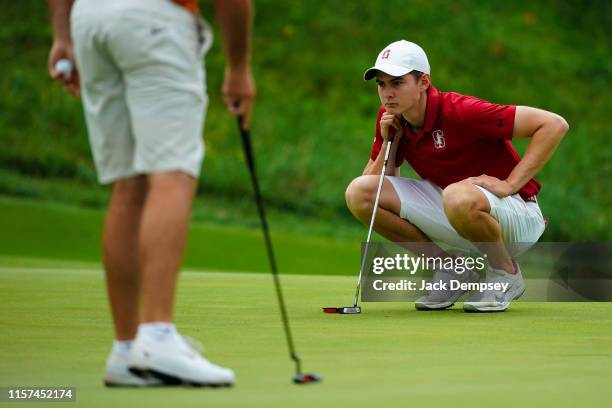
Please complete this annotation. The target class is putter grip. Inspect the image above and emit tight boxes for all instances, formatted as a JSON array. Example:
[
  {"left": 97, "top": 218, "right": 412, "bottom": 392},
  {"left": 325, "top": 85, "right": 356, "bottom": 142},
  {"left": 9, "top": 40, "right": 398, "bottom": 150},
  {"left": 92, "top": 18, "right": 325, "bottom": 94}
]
[{"left": 388, "top": 126, "right": 396, "bottom": 143}]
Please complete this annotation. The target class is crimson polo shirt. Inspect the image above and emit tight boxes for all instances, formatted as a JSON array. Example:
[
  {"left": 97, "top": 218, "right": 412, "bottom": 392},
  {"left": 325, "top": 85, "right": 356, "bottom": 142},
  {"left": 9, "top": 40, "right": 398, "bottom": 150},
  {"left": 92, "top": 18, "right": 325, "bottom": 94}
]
[{"left": 369, "top": 85, "right": 541, "bottom": 200}]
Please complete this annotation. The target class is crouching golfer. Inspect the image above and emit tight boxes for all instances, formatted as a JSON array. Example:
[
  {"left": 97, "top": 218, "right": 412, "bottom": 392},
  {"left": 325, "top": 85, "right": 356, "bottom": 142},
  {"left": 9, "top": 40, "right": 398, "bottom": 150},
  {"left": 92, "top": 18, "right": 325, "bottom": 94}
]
[
  {"left": 48, "top": 0, "right": 254, "bottom": 386},
  {"left": 345, "top": 40, "right": 568, "bottom": 312}
]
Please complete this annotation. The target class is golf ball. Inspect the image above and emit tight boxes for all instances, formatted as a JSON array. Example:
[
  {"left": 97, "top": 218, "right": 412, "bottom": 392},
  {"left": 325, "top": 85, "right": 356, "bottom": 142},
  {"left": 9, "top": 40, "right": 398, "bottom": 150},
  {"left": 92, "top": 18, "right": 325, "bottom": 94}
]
[{"left": 54, "top": 59, "right": 73, "bottom": 78}]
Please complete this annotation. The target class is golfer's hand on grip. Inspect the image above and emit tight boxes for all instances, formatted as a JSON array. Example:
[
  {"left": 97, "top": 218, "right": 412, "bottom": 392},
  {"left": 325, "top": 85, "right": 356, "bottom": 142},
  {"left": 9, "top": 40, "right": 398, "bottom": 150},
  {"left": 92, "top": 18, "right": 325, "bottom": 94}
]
[
  {"left": 223, "top": 66, "right": 255, "bottom": 128},
  {"left": 380, "top": 112, "right": 402, "bottom": 142}
]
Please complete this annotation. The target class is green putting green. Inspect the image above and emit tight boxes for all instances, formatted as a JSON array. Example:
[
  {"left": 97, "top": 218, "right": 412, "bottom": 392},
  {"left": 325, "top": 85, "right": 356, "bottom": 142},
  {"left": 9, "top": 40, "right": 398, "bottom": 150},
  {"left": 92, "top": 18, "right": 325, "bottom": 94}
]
[
  {"left": 0, "top": 195, "right": 359, "bottom": 276},
  {"left": 1, "top": 264, "right": 611, "bottom": 408}
]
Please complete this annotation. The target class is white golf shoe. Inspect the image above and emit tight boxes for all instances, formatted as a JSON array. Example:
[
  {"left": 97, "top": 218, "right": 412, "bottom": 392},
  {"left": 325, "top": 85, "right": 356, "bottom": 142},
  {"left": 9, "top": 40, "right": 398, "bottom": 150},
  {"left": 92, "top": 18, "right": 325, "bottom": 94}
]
[
  {"left": 463, "top": 261, "right": 526, "bottom": 312},
  {"left": 415, "top": 264, "right": 481, "bottom": 310},
  {"left": 104, "top": 348, "right": 162, "bottom": 387},
  {"left": 127, "top": 331, "right": 235, "bottom": 387}
]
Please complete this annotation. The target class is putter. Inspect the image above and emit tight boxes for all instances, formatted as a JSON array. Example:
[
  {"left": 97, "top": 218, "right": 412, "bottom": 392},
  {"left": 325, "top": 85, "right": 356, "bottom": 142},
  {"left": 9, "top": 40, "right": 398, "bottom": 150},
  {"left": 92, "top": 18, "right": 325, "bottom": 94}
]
[
  {"left": 236, "top": 117, "right": 321, "bottom": 385},
  {"left": 322, "top": 131, "right": 396, "bottom": 315}
]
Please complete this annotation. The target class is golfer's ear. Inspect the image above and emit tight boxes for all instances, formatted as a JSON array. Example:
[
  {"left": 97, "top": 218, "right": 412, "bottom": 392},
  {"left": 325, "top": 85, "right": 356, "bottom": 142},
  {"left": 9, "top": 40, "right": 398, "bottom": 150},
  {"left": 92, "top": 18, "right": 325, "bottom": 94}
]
[{"left": 420, "top": 73, "right": 431, "bottom": 91}]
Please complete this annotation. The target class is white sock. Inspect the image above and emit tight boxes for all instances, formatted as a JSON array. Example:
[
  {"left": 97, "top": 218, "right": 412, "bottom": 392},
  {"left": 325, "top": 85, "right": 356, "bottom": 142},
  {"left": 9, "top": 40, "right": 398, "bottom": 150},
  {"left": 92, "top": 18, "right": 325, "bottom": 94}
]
[
  {"left": 112, "top": 339, "right": 133, "bottom": 355},
  {"left": 137, "top": 322, "right": 177, "bottom": 342}
]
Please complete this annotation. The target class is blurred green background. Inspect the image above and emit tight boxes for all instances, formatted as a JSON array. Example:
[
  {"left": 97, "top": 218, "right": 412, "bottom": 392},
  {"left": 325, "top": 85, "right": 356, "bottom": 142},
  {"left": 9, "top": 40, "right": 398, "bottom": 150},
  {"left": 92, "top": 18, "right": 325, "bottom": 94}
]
[{"left": 0, "top": 0, "right": 610, "bottom": 247}]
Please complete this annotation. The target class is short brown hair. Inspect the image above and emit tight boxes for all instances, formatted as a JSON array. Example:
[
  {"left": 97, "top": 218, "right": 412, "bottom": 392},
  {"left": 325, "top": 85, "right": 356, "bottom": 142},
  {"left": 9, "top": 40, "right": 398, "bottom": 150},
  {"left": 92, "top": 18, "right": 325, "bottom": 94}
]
[{"left": 408, "top": 70, "right": 424, "bottom": 81}]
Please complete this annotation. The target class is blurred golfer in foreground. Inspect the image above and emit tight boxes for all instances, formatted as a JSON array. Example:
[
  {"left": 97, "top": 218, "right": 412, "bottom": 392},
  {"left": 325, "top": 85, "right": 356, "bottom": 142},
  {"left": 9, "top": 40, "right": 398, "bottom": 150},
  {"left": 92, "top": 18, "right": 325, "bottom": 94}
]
[
  {"left": 48, "top": 0, "right": 254, "bottom": 387},
  {"left": 346, "top": 40, "right": 568, "bottom": 312}
]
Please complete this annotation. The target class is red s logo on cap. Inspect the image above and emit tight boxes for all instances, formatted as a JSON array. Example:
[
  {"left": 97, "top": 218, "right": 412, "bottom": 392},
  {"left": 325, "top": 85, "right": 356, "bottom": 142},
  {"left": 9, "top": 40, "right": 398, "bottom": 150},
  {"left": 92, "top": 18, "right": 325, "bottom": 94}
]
[{"left": 381, "top": 49, "right": 390, "bottom": 59}]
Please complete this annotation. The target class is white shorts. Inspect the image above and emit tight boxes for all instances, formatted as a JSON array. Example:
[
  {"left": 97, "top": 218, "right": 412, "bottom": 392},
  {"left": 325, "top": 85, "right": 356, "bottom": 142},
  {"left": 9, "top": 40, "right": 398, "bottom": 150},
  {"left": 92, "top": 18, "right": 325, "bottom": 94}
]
[
  {"left": 386, "top": 177, "right": 546, "bottom": 256},
  {"left": 71, "top": 0, "right": 212, "bottom": 184}
]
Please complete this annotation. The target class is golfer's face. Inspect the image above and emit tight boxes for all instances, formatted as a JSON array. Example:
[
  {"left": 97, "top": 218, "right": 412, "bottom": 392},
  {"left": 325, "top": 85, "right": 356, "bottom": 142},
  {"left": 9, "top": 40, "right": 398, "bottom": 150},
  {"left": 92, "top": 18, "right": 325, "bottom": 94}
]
[{"left": 376, "top": 72, "right": 420, "bottom": 114}]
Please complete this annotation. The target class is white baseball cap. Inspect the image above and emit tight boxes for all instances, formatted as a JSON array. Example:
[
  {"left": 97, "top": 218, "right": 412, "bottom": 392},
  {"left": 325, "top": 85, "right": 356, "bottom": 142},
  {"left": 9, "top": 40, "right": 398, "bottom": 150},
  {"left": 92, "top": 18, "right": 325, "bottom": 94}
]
[{"left": 363, "top": 40, "right": 430, "bottom": 80}]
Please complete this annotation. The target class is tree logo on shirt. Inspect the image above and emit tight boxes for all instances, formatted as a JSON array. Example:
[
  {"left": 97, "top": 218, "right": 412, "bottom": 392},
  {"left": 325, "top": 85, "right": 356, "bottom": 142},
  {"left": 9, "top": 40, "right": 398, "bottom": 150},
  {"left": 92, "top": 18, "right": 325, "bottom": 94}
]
[{"left": 432, "top": 129, "right": 446, "bottom": 149}]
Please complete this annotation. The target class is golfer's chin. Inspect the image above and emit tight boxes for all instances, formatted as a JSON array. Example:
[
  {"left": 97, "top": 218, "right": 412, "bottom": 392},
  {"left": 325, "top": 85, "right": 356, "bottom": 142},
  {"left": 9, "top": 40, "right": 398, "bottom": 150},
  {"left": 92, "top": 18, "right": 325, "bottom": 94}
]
[{"left": 383, "top": 104, "right": 402, "bottom": 114}]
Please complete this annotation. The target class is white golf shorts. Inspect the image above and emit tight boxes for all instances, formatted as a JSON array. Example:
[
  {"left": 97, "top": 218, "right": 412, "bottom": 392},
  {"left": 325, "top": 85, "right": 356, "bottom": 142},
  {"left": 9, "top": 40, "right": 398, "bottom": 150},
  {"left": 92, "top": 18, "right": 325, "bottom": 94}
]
[
  {"left": 386, "top": 177, "right": 546, "bottom": 256},
  {"left": 71, "top": 0, "right": 212, "bottom": 183}
]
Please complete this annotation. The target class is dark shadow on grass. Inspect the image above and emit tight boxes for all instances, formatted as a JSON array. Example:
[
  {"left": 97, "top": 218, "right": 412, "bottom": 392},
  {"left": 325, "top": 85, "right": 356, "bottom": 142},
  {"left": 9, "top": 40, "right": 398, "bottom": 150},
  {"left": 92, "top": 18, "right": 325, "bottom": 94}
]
[
  {"left": 334, "top": 302, "right": 543, "bottom": 318},
  {"left": 354, "top": 304, "right": 465, "bottom": 318}
]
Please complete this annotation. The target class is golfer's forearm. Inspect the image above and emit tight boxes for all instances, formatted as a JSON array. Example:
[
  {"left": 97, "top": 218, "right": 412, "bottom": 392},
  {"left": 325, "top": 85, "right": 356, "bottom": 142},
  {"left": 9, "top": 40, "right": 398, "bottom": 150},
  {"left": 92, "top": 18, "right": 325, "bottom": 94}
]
[
  {"left": 215, "top": 0, "right": 252, "bottom": 70},
  {"left": 506, "top": 118, "right": 569, "bottom": 193},
  {"left": 48, "top": 0, "right": 73, "bottom": 42},
  {"left": 363, "top": 140, "right": 400, "bottom": 176}
]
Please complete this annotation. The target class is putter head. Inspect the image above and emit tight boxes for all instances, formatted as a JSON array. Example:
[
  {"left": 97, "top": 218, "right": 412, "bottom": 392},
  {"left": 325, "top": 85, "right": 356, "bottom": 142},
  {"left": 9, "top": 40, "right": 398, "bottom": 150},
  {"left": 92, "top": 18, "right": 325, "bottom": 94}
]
[
  {"left": 293, "top": 373, "right": 322, "bottom": 384},
  {"left": 322, "top": 306, "right": 361, "bottom": 314}
]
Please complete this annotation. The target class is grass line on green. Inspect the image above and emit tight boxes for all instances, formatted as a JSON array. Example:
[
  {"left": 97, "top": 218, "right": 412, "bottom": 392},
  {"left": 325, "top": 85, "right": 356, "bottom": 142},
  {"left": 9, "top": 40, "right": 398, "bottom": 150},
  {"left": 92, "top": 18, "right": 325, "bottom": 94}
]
[{"left": 0, "top": 195, "right": 360, "bottom": 275}]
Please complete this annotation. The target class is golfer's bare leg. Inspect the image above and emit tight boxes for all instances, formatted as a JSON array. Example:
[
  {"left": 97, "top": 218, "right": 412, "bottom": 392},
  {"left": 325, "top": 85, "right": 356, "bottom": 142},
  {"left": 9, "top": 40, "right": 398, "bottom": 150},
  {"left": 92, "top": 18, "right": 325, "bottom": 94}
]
[
  {"left": 442, "top": 181, "right": 515, "bottom": 273},
  {"left": 345, "top": 175, "right": 446, "bottom": 257},
  {"left": 139, "top": 171, "right": 197, "bottom": 323},
  {"left": 103, "top": 176, "right": 148, "bottom": 341}
]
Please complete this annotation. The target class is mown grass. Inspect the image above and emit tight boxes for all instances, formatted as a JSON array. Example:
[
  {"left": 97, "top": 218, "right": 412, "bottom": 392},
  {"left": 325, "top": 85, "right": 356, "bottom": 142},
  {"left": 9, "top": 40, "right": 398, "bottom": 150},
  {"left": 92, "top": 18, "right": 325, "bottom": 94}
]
[
  {"left": 0, "top": 195, "right": 362, "bottom": 275},
  {"left": 1, "top": 266, "right": 611, "bottom": 408}
]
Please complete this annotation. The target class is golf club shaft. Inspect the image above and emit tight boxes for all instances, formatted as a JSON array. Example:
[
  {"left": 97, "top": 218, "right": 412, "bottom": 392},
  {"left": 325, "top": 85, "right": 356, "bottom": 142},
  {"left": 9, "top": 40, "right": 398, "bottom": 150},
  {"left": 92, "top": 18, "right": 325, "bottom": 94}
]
[
  {"left": 236, "top": 117, "right": 302, "bottom": 376},
  {"left": 352, "top": 134, "right": 395, "bottom": 307}
]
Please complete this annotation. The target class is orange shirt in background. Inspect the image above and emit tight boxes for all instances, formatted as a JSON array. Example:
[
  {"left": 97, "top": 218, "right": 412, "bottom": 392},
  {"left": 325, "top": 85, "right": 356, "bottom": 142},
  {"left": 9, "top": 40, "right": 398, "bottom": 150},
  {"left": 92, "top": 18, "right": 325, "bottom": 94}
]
[{"left": 173, "top": 0, "right": 198, "bottom": 14}]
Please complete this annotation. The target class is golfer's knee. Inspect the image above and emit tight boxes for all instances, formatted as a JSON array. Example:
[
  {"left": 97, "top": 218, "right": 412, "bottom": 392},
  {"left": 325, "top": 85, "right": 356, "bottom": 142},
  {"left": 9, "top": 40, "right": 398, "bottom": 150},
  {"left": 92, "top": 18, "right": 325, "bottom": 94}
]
[
  {"left": 111, "top": 175, "right": 147, "bottom": 206},
  {"left": 345, "top": 176, "right": 376, "bottom": 216},
  {"left": 147, "top": 171, "right": 198, "bottom": 201},
  {"left": 442, "top": 182, "right": 482, "bottom": 223}
]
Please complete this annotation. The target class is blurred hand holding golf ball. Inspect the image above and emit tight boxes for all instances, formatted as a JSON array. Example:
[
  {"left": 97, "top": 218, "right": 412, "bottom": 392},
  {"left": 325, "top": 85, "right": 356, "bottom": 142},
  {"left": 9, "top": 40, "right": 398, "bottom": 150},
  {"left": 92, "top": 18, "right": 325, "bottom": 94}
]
[{"left": 54, "top": 59, "right": 73, "bottom": 78}]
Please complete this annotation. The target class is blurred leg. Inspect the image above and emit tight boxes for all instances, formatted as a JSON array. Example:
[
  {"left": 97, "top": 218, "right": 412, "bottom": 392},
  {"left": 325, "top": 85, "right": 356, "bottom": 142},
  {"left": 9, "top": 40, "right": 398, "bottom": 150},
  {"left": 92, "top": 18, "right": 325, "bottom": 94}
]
[
  {"left": 103, "top": 176, "right": 148, "bottom": 340},
  {"left": 139, "top": 171, "right": 197, "bottom": 323}
]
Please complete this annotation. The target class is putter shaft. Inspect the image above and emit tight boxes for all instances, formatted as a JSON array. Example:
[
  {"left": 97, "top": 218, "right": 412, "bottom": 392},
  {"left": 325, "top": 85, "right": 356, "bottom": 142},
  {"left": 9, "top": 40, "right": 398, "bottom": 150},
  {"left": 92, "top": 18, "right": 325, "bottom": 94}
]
[
  {"left": 352, "top": 134, "right": 395, "bottom": 307},
  {"left": 236, "top": 117, "right": 303, "bottom": 376}
]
